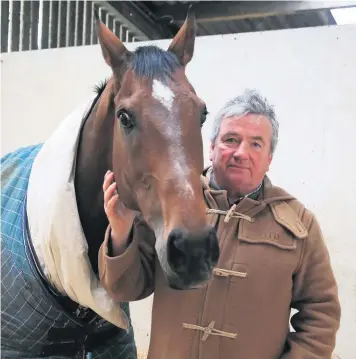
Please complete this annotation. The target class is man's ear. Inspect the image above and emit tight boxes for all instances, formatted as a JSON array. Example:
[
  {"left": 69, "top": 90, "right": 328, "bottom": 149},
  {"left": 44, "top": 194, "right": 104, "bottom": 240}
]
[
  {"left": 209, "top": 142, "right": 215, "bottom": 162},
  {"left": 265, "top": 153, "right": 273, "bottom": 172}
]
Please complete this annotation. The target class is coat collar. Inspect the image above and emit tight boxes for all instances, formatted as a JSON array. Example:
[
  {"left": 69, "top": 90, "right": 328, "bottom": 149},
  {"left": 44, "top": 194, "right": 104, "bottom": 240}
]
[
  {"left": 201, "top": 166, "right": 295, "bottom": 214},
  {"left": 201, "top": 167, "right": 307, "bottom": 238}
]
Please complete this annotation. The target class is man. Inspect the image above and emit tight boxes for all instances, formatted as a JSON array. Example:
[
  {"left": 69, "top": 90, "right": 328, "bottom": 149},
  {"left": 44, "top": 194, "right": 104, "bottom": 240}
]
[{"left": 99, "top": 89, "right": 341, "bottom": 358}]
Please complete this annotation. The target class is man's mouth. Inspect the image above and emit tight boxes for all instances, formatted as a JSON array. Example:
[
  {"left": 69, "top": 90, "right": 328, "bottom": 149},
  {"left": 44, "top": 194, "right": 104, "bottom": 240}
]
[{"left": 228, "top": 165, "right": 249, "bottom": 170}]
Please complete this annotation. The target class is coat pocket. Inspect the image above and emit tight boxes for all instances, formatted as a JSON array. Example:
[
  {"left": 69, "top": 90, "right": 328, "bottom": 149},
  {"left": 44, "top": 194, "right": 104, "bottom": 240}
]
[
  {"left": 237, "top": 216, "right": 303, "bottom": 251},
  {"left": 234, "top": 215, "right": 303, "bottom": 283}
]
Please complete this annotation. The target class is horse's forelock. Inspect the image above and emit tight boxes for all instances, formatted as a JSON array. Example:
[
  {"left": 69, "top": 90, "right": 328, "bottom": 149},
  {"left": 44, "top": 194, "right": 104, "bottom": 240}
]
[
  {"left": 92, "top": 46, "right": 181, "bottom": 98},
  {"left": 131, "top": 45, "right": 181, "bottom": 82}
]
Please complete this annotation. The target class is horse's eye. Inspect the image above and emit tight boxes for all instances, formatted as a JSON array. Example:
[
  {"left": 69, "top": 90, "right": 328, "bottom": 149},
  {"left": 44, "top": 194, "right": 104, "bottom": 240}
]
[
  {"left": 200, "top": 107, "right": 209, "bottom": 127},
  {"left": 117, "top": 110, "right": 134, "bottom": 130}
]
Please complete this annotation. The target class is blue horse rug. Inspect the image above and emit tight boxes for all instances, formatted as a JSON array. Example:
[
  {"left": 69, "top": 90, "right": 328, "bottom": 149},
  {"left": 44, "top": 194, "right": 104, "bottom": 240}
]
[{"left": 1, "top": 98, "right": 137, "bottom": 358}]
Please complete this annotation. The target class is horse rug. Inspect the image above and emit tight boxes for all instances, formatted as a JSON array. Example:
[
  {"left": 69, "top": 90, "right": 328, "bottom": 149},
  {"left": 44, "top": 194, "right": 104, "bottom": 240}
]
[{"left": 1, "top": 97, "right": 137, "bottom": 358}]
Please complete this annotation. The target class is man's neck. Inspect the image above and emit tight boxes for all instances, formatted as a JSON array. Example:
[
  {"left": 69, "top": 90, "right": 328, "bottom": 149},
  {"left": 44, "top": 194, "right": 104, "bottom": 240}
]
[
  {"left": 227, "top": 182, "right": 262, "bottom": 204},
  {"left": 208, "top": 168, "right": 263, "bottom": 205}
]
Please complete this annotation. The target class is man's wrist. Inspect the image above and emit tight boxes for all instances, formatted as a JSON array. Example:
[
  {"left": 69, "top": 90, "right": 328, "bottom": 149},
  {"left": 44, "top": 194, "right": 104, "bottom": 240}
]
[{"left": 108, "top": 222, "right": 134, "bottom": 257}]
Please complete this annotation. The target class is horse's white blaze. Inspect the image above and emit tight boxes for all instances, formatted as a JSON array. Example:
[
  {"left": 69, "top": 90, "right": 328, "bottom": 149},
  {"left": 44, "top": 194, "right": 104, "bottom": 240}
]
[
  {"left": 172, "top": 154, "right": 194, "bottom": 198},
  {"left": 152, "top": 79, "right": 194, "bottom": 199},
  {"left": 152, "top": 79, "right": 174, "bottom": 111}
]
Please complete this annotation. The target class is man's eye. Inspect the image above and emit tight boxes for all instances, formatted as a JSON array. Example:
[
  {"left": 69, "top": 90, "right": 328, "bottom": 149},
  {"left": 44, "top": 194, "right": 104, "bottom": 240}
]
[{"left": 252, "top": 142, "right": 262, "bottom": 148}]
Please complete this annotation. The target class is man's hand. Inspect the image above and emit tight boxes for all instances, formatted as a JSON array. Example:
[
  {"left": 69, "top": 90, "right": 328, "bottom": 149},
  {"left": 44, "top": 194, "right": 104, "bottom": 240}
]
[{"left": 103, "top": 170, "right": 137, "bottom": 255}]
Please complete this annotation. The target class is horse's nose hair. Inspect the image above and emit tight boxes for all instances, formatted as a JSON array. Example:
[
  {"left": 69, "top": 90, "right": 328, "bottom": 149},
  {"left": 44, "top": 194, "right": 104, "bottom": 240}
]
[{"left": 167, "top": 226, "right": 219, "bottom": 278}]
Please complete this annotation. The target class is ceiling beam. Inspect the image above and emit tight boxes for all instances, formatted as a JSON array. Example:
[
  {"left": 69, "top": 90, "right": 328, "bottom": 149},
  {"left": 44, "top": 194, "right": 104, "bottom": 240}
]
[
  {"left": 100, "top": 1, "right": 173, "bottom": 40},
  {"left": 155, "top": 1, "right": 356, "bottom": 24}
]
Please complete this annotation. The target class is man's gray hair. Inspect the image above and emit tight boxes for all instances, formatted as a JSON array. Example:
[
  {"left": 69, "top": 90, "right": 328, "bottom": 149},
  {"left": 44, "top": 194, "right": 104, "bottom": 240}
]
[{"left": 210, "top": 89, "right": 279, "bottom": 154}]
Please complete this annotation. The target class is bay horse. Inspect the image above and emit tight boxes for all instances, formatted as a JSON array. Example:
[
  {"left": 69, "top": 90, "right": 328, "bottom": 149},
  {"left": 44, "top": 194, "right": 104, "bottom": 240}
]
[
  {"left": 79, "top": 7, "right": 220, "bottom": 288},
  {"left": 1, "top": 7, "right": 219, "bottom": 358}
]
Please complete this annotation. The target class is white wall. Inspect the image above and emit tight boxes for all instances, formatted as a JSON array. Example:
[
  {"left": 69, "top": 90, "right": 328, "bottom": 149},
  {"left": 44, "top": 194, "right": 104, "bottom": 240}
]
[{"left": 1, "top": 24, "right": 356, "bottom": 359}]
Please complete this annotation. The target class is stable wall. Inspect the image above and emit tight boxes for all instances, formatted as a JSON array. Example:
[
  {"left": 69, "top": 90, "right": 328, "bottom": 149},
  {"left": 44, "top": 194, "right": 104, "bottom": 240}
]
[{"left": 1, "top": 24, "right": 355, "bottom": 359}]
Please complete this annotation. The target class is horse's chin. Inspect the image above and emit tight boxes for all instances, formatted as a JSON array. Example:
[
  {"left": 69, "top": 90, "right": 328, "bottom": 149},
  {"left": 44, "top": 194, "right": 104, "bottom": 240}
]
[{"left": 169, "top": 281, "right": 208, "bottom": 291}]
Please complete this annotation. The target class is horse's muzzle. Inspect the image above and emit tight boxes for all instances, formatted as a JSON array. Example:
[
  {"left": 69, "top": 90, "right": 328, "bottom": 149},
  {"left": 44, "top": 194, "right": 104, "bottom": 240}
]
[{"left": 165, "top": 226, "right": 220, "bottom": 290}]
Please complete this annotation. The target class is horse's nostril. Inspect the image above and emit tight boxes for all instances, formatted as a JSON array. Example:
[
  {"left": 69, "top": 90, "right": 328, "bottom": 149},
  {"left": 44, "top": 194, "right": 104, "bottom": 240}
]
[
  {"left": 167, "top": 227, "right": 220, "bottom": 277},
  {"left": 168, "top": 229, "right": 185, "bottom": 251},
  {"left": 167, "top": 229, "right": 188, "bottom": 275}
]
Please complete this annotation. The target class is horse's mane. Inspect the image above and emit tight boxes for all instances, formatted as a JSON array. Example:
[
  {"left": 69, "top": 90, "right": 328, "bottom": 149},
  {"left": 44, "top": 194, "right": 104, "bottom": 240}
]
[
  {"left": 93, "top": 45, "right": 181, "bottom": 96},
  {"left": 93, "top": 79, "right": 108, "bottom": 96}
]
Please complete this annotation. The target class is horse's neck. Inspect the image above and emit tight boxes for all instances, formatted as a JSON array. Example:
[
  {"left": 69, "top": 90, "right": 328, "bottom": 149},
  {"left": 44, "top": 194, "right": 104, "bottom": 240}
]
[{"left": 74, "top": 91, "right": 114, "bottom": 275}]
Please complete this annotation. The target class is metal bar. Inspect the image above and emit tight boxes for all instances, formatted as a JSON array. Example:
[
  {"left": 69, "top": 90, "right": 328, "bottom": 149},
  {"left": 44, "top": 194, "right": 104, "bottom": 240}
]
[
  {"left": 1, "top": 0, "right": 10, "bottom": 52},
  {"left": 66, "top": 0, "right": 76, "bottom": 47},
  {"left": 83, "top": 0, "right": 92, "bottom": 45},
  {"left": 99, "top": 7, "right": 107, "bottom": 24},
  {"left": 75, "top": 0, "right": 84, "bottom": 46},
  {"left": 57, "top": 0, "right": 67, "bottom": 48},
  {"left": 49, "top": 0, "right": 59, "bottom": 48},
  {"left": 126, "top": 30, "right": 133, "bottom": 43},
  {"left": 74, "top": 0, "right": 79, "bottom": 46},
  {"left": 21, "top": 0, "right": 31, "bottom": 51},
  {"left": 113, "top": 20, "right": 120, "bottom": 38},
  {"left": 30, "top": 1, "right": 39, "bottom": 50},
  {"left": 107, "top": 14, "right": 113, "bottom": 33},
  {"left": 90, "top": 1, "right": 97, "bottom": 44},
  {"left": 19, "top": 0, "right": 24, "bottom": 50},
  {"left": 105, "top": 11, "right": 109, "bottom": 27},
  {"left": 104, "top": 0, "right": 169, "bottom": 40},
  {"left": 41, "top": 0, "right": 50, "bottom": 49},
  {"left": 10, "top": 0, "right": 21, "bottom": 51},
  {"left": 119, "top": 24, "right": 126, "bottom": 42}
]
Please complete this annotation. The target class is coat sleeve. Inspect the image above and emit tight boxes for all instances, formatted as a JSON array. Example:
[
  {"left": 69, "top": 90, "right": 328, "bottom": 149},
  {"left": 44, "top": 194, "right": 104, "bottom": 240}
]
[
  {"left": 98, "top": 215, "right": 156, "bottom": 302},
  {"left": 280, "top": 214, "right": 341, "bottom": 359}
]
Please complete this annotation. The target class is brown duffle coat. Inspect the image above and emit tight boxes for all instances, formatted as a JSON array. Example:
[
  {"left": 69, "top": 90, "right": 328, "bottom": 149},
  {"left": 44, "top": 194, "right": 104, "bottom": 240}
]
[{"left": 99, "top": 173, "right": 341, "bottom": 359}]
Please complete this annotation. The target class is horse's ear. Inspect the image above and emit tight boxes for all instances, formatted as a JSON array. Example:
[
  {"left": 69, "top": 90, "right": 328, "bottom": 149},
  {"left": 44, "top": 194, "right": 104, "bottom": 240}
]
[
  {"left": 94, "top": 9, "right": 131, "bottom": 79},
  {"left": 168, "top": 5, "right": 196, "bottom": 67}
]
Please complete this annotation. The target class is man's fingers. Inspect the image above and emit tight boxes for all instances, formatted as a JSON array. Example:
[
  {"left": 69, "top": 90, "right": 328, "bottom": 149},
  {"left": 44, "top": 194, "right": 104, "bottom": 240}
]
[
  {"left": 103, "top": 171, "right": 114, "bottom": 192},
  {"left": 106, "top": 193, "right": 119, "bottom": 215},
  {"left": 104, "top": 182, "right": 117, "bottom": 205}
]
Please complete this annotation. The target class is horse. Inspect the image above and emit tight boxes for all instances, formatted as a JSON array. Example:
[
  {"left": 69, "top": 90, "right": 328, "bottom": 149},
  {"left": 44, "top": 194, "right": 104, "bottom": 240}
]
[{"left": 1, "top": 7, "right": 219, "bottom": 358}]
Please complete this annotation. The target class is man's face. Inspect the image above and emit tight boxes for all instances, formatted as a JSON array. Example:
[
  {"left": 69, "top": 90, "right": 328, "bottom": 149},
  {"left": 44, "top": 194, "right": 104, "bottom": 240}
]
[{"left": 209, "top": 114, "right": 273, "bottom": 198}]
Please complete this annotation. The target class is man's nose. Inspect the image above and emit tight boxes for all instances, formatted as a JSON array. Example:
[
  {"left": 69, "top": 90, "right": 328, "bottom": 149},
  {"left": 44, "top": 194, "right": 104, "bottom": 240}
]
[{"left": 232, "top": 141, "right": 249, "bottom": 160}]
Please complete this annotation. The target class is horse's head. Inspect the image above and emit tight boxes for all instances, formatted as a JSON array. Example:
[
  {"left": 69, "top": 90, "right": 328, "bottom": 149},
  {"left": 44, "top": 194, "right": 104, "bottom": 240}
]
[{"left": 95, "top": 8, "right": 219, "bottom": 290}]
